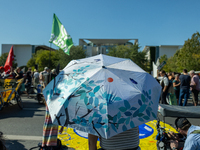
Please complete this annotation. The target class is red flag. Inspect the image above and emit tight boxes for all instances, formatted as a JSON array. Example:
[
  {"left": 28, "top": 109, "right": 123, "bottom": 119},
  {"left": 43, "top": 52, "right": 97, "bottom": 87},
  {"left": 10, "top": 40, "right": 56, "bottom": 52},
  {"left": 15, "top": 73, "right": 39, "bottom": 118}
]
[{"left": 4, "top": 46, "right": 14, "bottom": 73}]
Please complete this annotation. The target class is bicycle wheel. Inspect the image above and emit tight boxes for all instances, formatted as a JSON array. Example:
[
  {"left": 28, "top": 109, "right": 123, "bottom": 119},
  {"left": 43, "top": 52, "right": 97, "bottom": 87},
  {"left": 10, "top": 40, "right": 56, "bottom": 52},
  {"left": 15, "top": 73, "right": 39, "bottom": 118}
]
[{"left": 16, "top": 94, "right": 23, "bottom": 109}]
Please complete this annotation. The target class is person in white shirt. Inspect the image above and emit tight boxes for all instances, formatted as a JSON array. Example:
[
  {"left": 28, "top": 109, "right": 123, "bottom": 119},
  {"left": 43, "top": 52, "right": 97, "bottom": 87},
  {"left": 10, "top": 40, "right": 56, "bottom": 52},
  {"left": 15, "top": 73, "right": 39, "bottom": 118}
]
[
  {"left": 33, "top": 69, "right": 39, "bottom": 86},
  {"left": 157, "top": 70, "right": 169, "bottom": 104}
]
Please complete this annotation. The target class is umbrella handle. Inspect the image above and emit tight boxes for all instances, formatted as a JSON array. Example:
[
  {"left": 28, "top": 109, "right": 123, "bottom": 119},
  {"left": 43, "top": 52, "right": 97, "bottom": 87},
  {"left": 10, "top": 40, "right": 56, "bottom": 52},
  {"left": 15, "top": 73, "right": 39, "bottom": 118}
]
[{"left": 92, "top": 121, "right": 101, "bottom": 137}]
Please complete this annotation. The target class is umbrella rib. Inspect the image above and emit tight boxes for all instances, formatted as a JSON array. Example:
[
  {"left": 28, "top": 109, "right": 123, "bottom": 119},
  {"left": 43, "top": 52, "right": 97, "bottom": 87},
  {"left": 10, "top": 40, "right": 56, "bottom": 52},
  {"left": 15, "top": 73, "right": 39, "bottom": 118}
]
[
  {"left": 106, "top": 59, "right": 145, "bottom": 73},
  {"left": 104, "top": 60, "right": 126, "bottom": 67},
  {"left": 106, "top": 66, "right": 146, "bottom": 73}
]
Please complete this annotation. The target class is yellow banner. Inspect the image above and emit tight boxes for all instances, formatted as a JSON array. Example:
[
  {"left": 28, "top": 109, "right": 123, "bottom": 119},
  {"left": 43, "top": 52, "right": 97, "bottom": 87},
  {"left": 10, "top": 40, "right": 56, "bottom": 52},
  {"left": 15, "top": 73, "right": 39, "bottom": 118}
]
[{"left": 0, "top": 79, "right": 23, "bottom": 103}]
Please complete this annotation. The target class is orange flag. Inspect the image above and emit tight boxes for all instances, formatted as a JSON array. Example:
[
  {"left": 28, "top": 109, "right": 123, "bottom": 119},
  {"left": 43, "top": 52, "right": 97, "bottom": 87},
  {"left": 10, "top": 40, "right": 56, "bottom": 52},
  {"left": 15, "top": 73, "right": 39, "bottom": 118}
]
[{"left": 4, "top": 46, "right": 14, "bottom": 73}]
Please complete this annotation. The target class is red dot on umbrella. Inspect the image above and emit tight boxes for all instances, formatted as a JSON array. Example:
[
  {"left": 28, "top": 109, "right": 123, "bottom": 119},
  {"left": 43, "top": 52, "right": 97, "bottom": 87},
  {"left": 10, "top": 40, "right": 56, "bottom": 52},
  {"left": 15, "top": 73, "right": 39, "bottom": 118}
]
[{"left": 107, "top": 77, "right": 113, "bottom": 82}]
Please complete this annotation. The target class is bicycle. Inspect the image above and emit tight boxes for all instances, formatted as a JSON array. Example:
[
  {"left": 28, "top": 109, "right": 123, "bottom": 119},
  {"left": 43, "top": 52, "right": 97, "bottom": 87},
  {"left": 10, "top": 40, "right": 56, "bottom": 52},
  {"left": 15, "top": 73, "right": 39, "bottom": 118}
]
[{"left": 0, "top": 78, "right": 24, "bottom": 111}]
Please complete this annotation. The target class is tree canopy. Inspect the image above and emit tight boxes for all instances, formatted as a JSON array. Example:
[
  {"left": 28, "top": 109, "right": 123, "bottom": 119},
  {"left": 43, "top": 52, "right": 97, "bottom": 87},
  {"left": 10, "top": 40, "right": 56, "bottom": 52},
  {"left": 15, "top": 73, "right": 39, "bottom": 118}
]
[
  {"left": 27, "top": 46, "right": 86, "bottom": 72},
  {"left": 107, "top": 44, "right": 149, "bottom": 72},
  {"left": 0, "top": 52, "right": 18, "bottom": 68},
  {"left": 159, "top": 31, "right": 200, "bottom": 73}
]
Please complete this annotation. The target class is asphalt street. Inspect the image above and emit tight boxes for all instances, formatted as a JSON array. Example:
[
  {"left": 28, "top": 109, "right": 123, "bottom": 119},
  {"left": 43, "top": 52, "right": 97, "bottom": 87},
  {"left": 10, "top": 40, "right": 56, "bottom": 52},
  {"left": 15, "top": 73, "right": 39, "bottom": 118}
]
[
  {"left": 0, "top": 95, "right": 199, "bottom": 150},
  {"left": 0, "top": 95, "right": 46, "bottom": 150}
]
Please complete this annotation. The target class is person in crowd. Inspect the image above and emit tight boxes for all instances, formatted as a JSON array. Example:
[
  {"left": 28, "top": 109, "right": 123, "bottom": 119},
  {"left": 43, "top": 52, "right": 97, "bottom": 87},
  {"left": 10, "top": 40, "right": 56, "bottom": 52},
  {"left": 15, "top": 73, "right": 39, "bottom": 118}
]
[
  {"left": 41, "top": 106, "right": 59, "bottom": 149},
  {"left": 12, "top": 67, "right": 24, "bottom": 94},
  {"left": 157, "top": 70, "right": 169, "bottom": 104},
  {"left": 51, "top": 69, "right": 57, "bottom": 81},
  {"left": 14, "top": 67, "right": 23, "bottom": 79},
  {"left": 41, "top": 75, "right": 63, "bottom": 149},
  {"left": 20, "top": 74, "right": 29, "bottom": 97},
  {"left": 27, "top": 67, "right": 32, "bottom": 75},
  {"left": 168, "top": 72, "right": 174, "bottom": 95},
  {"left": 0, "top": 66, "right": 5, "bottom": 78},
  {"left": 39, "top": 73, "right": 46, "bottom": 90},
  {"left": 33, "top": 69, "right": 39, "bottom": 87},
  {"left": 0, "top": 66, "right": 14, "bottom": 79},
  {"left": 170, "top": 117, "right": 200, "bottom": 150},
  {"left": 24, "top": 71, "right": 32, "bottom": 97},
  {"left": 179, "top": 69, "right": 191, "bottom": 106},
  {"left": 41, "top": 67, "right": 50, "bottom": 86},
  {"left": 173, "top": 74, "right": 181, "bottom": 104},
  {"left": 41, "top": 67, "right": 49, "bottom": 74},
  {"left": 171, "top": 72, "right": 175, "bottom": 80},
  {"left": 88, "top": 126, "right": 140, "bottom": 150},
  {"left": 168, "top": 72, "right": 174, "bottom": 81},
  {"left": 189, "top": 70, "right": 200, "bottom": 106},
  {"left": 1, "top": 67, "right": 15, "bottom": 79}
]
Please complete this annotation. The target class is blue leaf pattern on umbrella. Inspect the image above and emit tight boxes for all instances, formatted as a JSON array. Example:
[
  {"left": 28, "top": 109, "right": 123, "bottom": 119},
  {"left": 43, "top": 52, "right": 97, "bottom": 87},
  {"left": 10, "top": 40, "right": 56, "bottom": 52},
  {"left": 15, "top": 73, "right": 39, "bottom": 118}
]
[
  {"left": 122, "top": 125, "right": 127, "bottom": 131},
  {"left": 50, "top": 64, "right": 157, "bottom": 137},
  {"left": 124, "top": 100, "right": 131, "bottom": 109}
]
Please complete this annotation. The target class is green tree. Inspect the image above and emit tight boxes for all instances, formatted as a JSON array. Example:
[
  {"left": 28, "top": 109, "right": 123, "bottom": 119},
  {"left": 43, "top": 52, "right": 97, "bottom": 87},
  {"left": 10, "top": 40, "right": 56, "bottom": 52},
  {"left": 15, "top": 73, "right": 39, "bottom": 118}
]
[
  {"left": 0, "top": 52, "right": 18, "bottom": 68},
  {"left": 27, "top": 50, "right": 59, "bottom": 72},
  {"left": 176, "top": 32, "right": 200, "bottom": 72},
  {"left": 107, "top": 44, "right": 149, "bottom": 71},
  {"left": 56, "top": 46, "right": 86, "bottom": 69},
  {"left": 158, "top": 32, "right": 200, "bottom": 73},
  {"left": 27, "top": 53, "right": 36, "bottom": 70},
  {"left": 27, "top": 46, "right": 86, "bottom": 72}
]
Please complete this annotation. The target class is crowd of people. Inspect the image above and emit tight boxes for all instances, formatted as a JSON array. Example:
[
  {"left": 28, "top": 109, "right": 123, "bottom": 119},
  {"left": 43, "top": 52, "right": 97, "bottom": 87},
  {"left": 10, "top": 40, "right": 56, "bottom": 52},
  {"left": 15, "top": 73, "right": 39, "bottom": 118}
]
[
  {"left": 157, "top": 69, "right": 200, "bottom": 106},
  {"left": 157, "top": 69, "right": 200, "bottom": 149},
  {"left": 1, "top": 66, "right": 200, "bottom": 150},
  {"left": 0, "top": 66, "right": 59, "bottom": 150},
  {"left": 0, "top": 66, "right": 57, "bottom": 97}
]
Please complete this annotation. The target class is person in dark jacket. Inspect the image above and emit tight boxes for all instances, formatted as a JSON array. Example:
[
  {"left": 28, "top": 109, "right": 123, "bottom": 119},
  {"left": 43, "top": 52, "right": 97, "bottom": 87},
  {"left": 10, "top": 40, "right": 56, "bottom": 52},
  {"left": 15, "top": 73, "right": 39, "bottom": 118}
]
[{"left": 179, "top": 69, "right": 191, "bottom": 106}]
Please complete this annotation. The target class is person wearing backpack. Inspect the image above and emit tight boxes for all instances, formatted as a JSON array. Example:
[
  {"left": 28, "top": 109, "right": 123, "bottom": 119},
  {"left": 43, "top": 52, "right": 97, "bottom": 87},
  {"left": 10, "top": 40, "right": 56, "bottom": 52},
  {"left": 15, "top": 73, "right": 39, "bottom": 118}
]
[{"left": 170, "top": 117, "right": 200, "bottom": 150}]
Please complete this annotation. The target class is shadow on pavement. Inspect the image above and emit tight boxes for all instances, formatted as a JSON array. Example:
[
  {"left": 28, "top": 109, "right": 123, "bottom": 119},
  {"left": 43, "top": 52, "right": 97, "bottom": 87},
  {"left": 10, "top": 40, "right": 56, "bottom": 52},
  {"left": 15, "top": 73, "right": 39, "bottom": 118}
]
[
  {"left": 0, "top": 97, "right": 45, "bottom": 119},
  {"left": 5, "top": 140, "right": 26, "bottom": 150}
]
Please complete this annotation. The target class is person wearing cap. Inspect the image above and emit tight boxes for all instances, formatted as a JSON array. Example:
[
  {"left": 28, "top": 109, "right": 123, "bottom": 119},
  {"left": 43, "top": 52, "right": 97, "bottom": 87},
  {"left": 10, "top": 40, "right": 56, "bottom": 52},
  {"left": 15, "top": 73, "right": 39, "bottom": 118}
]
[
  {"left": 41, "top": 67, "right": 50, "bottom": 86},
  {"left": 189, "top": 70, "right": 200, "bottom": 106},
  {"left": 170, "top": 117, "right": 200, "bottom": 150},
  {"left": 42, "top": 67, "right": 49, "bottom": 74},
  {"left": 33, "top": 69, "right": 39, "bottom": 87}
]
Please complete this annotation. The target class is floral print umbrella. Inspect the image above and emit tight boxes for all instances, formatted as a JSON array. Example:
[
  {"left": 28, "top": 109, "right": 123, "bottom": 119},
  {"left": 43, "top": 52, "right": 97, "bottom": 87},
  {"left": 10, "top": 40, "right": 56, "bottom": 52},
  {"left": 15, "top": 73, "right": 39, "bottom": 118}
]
[{"left": 43, "top": 54, "right": 161, "bottom": 139}]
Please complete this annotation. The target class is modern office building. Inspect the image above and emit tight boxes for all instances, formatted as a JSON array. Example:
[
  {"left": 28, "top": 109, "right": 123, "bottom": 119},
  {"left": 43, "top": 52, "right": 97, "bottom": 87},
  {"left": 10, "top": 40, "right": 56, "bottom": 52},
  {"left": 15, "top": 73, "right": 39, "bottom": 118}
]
[
  {"left": 143, "top": 45, "right": 183, "bottom": 64},
  {"left": 143, "top": 45, "right": 183, "bottom": 76},
  {"left": 1, "top": 44, "right": 55, "bottom": 67},
  {"left": 79, "top": 39, "right": 138, "bottom": 57}
]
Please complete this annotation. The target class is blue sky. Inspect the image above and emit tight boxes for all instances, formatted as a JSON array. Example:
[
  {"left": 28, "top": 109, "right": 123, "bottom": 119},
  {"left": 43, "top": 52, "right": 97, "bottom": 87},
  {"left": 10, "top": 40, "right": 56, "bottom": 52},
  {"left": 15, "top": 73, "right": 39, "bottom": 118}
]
[{"left": 0, "top": 0, "right": 200, "bottom": 54}]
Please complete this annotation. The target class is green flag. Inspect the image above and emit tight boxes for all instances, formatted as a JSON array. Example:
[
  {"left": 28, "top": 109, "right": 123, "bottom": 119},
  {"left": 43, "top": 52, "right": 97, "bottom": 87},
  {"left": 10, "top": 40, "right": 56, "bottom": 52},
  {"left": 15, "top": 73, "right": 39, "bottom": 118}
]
[{"left": 49, "top": 14, "right": 73, "bottom": 55}]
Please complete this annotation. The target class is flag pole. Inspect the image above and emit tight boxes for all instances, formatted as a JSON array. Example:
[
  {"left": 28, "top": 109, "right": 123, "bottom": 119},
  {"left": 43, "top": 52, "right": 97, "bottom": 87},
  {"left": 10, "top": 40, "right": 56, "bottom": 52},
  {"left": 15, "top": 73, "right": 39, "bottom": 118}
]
[{"left": 49, "top": 43, "right": 52, "bottom": 69}]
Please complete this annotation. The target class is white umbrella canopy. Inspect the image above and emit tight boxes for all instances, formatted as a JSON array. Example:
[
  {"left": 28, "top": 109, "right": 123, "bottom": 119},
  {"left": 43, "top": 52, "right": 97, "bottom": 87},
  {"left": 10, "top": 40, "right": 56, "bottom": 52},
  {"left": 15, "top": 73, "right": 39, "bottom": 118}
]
[{"left": 43, "top": 54, "right": 161, "bottom": 139}]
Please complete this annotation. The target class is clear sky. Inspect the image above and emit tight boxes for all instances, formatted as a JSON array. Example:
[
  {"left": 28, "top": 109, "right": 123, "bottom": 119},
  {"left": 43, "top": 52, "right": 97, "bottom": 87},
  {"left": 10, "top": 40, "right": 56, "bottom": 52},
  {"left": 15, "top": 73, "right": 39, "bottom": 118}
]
[{"left": 0, "top": 0, "right": 200, "bottom": 54}]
